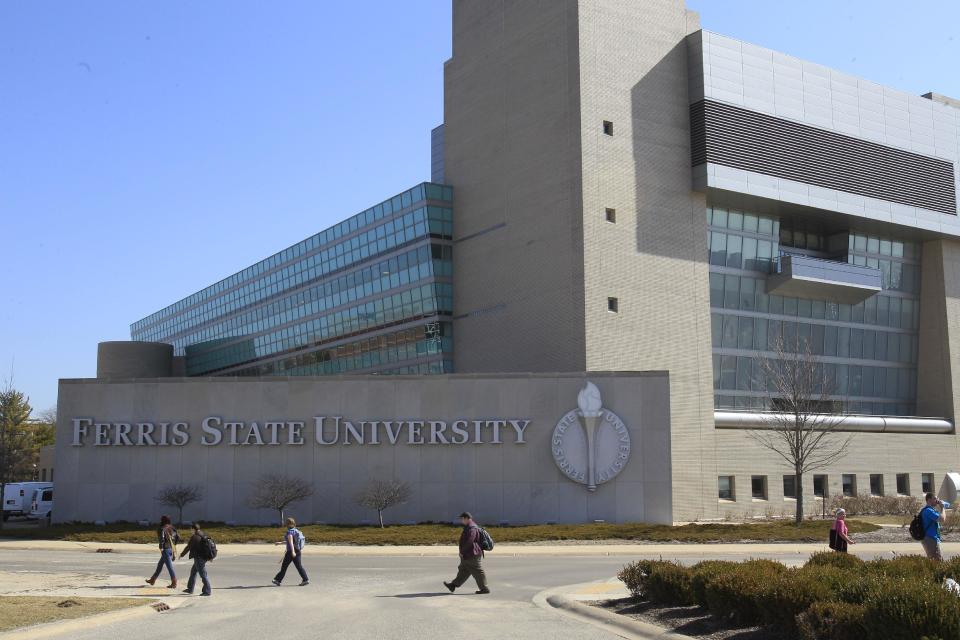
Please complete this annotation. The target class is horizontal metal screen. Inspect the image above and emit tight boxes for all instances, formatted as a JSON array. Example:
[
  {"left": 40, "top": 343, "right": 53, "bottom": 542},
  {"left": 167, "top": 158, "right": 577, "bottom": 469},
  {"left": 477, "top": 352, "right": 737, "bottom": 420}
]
[{"left": 690, "top": 99, "right": 957, "bottom": 215}]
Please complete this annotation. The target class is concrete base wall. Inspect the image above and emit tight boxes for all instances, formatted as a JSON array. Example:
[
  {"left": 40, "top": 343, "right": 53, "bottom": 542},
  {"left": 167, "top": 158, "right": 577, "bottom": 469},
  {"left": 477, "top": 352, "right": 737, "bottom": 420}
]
[{"left": 54, "top": 372, "right": 671, "bottom": 525}]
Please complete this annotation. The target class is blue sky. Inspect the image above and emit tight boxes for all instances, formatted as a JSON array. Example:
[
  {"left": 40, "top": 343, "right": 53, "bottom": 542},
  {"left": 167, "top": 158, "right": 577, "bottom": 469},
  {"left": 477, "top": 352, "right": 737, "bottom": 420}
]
[{"left": 1, "top": 1, "right": 957, "bottom": 413}]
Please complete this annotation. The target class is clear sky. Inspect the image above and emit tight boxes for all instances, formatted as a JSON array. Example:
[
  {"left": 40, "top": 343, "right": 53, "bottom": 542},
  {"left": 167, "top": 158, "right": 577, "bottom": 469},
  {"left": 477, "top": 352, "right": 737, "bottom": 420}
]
[{"left": 2, "top": 1, "right": 957, "bottom": 413}]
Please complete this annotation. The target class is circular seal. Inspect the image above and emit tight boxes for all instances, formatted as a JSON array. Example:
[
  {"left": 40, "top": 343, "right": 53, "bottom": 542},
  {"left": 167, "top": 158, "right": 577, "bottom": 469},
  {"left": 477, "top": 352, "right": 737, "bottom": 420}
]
[{"left": 551, "top": 408, "right": 631, "bottom": 489}]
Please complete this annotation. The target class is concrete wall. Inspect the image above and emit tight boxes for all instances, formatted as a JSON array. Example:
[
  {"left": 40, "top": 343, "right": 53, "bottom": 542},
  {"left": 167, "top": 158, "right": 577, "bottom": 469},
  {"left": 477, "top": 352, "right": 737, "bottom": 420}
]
[
  {"left": 918, "top": 239, "right": 960, "bottom": 420},
  {"left": 444, "top": 0, "right": 587, "bottom": 373},
  {"left": 54, "top": 372, "right": 671, "bottom": 525},
  {"left": 576, "top": 0, "right": 715, "bottom": 522},
  {"left": 97, "top": 342, "right": 173, "bottom": 380}
]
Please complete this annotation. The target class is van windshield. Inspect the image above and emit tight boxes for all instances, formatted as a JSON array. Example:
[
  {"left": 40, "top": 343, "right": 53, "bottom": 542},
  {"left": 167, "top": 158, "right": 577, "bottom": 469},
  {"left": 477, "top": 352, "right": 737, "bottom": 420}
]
[{"left": 41, "top": 491, "right": 52, "bottom": 501}]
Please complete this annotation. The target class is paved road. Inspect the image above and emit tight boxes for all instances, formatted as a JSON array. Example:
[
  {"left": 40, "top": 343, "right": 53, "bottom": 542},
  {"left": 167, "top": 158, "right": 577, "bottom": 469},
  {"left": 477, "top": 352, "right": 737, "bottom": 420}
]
[
  {"left": 1, "top": 543, "right": 948, "bottom": 639},
  {"left": 1, "top": 548, "right": 637, "bottom": 639}
]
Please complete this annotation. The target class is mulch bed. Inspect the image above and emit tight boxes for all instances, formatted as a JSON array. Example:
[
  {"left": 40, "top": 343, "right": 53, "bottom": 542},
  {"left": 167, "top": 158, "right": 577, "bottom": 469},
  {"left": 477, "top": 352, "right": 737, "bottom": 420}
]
[{"left": 593, "top": 598, "right": 790, "bottom": 640}]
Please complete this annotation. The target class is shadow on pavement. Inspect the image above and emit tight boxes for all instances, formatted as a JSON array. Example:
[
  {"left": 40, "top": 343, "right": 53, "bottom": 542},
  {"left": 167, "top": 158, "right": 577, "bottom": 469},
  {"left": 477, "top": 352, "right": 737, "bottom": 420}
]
[
  {"left": 376, "top": 593, "right": 451, "bottom": 599},
  {"left": 220, "top": 585, "right": 277, "bottom": 590}
]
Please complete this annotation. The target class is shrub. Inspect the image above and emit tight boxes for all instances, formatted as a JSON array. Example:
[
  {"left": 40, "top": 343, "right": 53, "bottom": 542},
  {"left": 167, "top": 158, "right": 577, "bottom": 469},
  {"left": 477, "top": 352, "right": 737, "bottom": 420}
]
[
  {"left": 704, "top": 560, "right": 787, "bottom": 625},
  {"left": 864, "top": 555, "right": 937, "bottom": 581},
  {"left": 690, "top": 560, "right": 737, "bottom": 606},
  {"left": 617, "top": 559, "right": 655, "bottom": 599},
  {"left": 806, "top": 551, "right": 863, "bottom": 570},
  {"left": 797, "top": 602, "right": 867, "bottom": 640},
  {"left": 863, "top": 578, "right": 960, "bottom": 640},
  {"left": 646, "top": 562, "right": 695, "bottom": 605},
  {"left": 760, "top": 568, "right": 841, "bottom": 632},
  {"left": 829, "top": 495, "right": 921, "bottom": 516},
  {"left": 835, "top": 574, "right": 887, "bottom": 604},
  {"left": 933, "top": 555, "right": 960, "bottom": 583}
]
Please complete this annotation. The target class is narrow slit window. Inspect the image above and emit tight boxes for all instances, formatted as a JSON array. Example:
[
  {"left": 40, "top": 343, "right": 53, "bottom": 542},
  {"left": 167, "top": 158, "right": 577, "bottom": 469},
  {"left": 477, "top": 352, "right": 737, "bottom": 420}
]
[
  {"left": 602, "top": 120, "right": 613, "bottom": 136},
  {"left": 607, "top": 297, "right": 619, "bottom": 313},
  {"left": 605, "top": 208, "right": 617, "bottom": 223}
]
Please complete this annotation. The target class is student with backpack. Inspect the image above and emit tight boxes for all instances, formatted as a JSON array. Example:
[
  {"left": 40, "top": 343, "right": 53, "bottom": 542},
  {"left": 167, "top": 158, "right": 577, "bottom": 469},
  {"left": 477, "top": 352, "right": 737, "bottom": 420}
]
[
  {"left": 145, "top": 514, "right": 180, "bottom": 589},
  {"left": 179, "top": 522, "right": 213, "bottom": 596},
  {"left": 917, "top": 493, "right": 949, "bottom": 561},
  {"left": 828, "top": 508, "right": 854, "bottom": 553},
  {"left": 443, "top": 512, "right": 491, "bottom": 595},
  {"left": 272, "top": 517, "right": 309, "bottom": 586}
]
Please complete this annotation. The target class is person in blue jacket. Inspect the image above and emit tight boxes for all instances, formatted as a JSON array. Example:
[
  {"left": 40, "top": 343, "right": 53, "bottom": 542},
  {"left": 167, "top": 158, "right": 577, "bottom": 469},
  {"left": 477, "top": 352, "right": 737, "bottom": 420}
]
[{"left": 920, "top": 492, "right": 948, "bottom": 561}]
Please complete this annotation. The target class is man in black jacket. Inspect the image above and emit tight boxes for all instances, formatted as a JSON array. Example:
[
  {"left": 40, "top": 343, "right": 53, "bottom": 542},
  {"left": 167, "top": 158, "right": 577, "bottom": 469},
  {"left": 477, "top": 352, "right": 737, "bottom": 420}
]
[
  {"left": 443, "top": 512, "right": 489, "bottom": 594},
  {"left": 179, "top": 522, "right": 212, "bottom": 596}
]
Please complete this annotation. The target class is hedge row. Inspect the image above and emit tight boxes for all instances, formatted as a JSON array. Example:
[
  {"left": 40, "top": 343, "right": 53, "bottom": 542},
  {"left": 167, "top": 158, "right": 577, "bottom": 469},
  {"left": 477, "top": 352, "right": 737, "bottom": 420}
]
[
  {"left": 617, "top": 552, "right": 960, "bottom": 640},
  {"left": 827, "top": 495, "right": 922, "bottom": 516}
]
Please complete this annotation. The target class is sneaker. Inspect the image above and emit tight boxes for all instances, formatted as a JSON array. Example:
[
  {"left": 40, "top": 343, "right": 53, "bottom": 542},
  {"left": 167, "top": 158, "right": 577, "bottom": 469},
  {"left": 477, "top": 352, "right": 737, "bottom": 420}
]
[
  {"left": 299, "top": 580, "right": 309, "bottom": 586},
  {"left": 475, "top": 588, "right": 491, "bottom": 594},
  {"left": 443, "top": 581, "right": 456, "bottom": 593},
  {"left": 271, "top": 579, "right": 281, "bottom": 586},
  {"left": 182, "top": 589, "right": 194, "bottom": 594}
]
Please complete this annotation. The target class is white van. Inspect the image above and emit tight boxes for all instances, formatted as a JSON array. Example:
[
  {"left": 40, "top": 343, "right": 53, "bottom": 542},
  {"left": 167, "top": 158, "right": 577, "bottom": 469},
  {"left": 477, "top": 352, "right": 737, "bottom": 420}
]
[
  {"left": 28, "top": 486, "right": 53, "bottom": 522},
  {"left": 2, "top": 483, "right": 51, "bottom": 520}
]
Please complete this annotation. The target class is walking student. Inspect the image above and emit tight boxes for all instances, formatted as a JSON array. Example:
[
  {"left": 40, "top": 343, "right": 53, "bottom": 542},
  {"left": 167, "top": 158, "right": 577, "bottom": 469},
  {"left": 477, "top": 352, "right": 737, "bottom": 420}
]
[
  {"left": 921, "top": 492, "right": 948, "bottom": 561},
  {"left": 272, "top": 517, "right": 308, "bottom": 586},
  {"left": 179, "top": 522, "right": 212, "bottom": 596},
  {"left": 829, "top": 508, "right": 855, "bottom": 552},
  {"left": 443, "top": 512, "right": 490, "bottom": 595},
  {"left": 145, "top": 515, "right": 180, "bottom": 588}
]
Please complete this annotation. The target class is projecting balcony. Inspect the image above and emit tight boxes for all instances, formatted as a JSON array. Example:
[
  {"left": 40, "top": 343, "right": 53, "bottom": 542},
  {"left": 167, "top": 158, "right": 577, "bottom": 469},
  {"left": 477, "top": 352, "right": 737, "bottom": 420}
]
[{"left": 766, "top": 254, "right": 882, "bottom": 305}]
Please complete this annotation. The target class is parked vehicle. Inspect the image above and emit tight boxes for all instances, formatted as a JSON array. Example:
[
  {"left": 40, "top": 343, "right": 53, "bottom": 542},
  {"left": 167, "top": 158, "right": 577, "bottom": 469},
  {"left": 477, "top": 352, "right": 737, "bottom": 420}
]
[
  {"left": 2, "top": 483, "right": 51, "bottom": 520},
  {"left": 28, "top": 486, "right": 53, "bottom": 522}
]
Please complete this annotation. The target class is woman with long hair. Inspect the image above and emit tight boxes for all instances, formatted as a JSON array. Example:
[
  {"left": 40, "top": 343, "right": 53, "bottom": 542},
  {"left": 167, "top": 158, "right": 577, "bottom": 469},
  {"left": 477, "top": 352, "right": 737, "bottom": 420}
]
[{"left": 145, "top": 514, "right": 180, "bottom": 588}]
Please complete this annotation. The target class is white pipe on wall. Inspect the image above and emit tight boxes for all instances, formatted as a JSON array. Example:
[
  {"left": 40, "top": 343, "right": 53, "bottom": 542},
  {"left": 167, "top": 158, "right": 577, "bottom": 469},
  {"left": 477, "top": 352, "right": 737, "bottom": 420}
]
[{"left": 714, "top": 411, "right": 953, "bottom": 434}]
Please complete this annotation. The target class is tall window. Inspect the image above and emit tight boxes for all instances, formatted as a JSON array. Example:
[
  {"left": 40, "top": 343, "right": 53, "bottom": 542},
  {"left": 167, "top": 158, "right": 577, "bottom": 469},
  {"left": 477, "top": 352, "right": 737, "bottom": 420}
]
[
  {"left": 870, "top": 474, "right": 884, "bottom": 496},
  {"left": 751, "top": 475, "right": 767, "bottom": 500},
  {"left": 813, "top": 474, "right": 828, "bottom": 498},
  {"left": 783, "top": 475, "right": 797, "bottom": 499},
  {"left": 842, "top": 474, "right": 857, "bottom": 497},
  {"left": 896, "top": 473, "right": 910, "bottom": 496},
  {"left": 922, "top": 473, "right": 934, "bottom": 494},
  {"left": 718, "top": 476, "right": 735, "bottom": 501}
]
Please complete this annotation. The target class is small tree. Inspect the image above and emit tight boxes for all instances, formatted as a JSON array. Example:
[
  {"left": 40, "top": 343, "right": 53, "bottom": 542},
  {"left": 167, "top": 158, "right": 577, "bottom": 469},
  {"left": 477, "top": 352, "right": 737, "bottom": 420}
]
[
  {"left": 750, "top": 336, "right": 852, "bottom": 524},
  {"left": 354, "top": 479, "right": 412, "bottom": 528},
  {"left": 247, "top": 474, "right": 314, "bottom": 525},
  {"left": 154, "top": 484, "right": 204, "bottom": 524},
  {"left": 0, "top": 382, "right": 33, "bottom": 529}
]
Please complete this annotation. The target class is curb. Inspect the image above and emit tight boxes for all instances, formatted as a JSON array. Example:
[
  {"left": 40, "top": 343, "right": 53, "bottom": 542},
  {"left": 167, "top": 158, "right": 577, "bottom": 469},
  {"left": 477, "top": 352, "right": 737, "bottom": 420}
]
[
  {"left": 0, "top": 597, "right": 187, "bottom": 640},
  {"left": 532, "top": 583, "right": 695, "bottom": 640}
]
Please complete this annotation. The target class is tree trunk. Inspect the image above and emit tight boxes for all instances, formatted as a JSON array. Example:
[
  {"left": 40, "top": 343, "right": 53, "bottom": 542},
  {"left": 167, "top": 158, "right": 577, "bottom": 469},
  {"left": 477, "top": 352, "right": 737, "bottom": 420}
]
[
  {"left": 0, "top": 481, "right": 5, "bottom": 530},
  {"left": 278, "top": 509, "right": 284, "bottom": 526},
  {"left": 178, "top": 506, "right": 184, "bottom": 525},
  {"left": 378, "top": 510, "right": 384, "bottom": 528},
  {"left": 796, "top": 469, "right": 804, "bottom": 524}
]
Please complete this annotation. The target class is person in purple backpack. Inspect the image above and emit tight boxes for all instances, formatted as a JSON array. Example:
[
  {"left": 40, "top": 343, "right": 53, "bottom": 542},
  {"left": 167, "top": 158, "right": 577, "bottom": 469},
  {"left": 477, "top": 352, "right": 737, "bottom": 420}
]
[{"left": 443, "top": 512, "right": 490, "bottom": 595}]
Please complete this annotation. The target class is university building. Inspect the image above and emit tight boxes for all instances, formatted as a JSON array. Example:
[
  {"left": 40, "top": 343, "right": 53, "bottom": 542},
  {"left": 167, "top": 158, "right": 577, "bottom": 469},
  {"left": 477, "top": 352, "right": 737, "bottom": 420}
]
[{"left": 56, "top": 0, "right": 960, "bottom": 524}]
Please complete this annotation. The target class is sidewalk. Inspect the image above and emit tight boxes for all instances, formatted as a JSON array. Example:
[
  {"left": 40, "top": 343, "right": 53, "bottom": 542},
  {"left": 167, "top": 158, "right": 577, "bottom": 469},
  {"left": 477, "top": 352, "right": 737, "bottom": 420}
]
[{"left": 2, "top": 539, "right": 957, "bottom": 557}]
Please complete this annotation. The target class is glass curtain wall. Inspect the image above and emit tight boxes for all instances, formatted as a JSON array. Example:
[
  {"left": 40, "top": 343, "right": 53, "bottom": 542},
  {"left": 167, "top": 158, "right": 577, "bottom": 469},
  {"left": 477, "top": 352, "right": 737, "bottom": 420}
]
[{"left": 708, "top": 206, "right": 920, "bottom": 416}]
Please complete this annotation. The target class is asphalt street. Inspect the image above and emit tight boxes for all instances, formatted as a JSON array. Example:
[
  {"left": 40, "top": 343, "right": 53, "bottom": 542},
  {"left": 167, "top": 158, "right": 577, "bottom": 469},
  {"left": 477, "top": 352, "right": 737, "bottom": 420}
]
[
  {"left": 2, "top": 548, "right": 636, "bottom": 639},
  {"left": 1, "top": 544, "right": 948, "bottom": 639}
]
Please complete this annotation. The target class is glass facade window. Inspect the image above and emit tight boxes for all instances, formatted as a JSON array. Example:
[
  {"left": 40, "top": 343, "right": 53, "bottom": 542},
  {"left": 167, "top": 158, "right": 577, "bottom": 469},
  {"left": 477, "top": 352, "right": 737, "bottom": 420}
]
[
  {"left": 896, "top": 473, "right": 910, "bottom": 496},
  {"left": 708, "top": 207, "right": 920, "bottom": 416},
  {"left": 783, "top": 475, "right": 797, "bottom": 499},
  {"left": 813, "top": 474, "right": 827, "bottom": 498},
  {"left": 718, "top": 476, "right": 735, "bottom": 501},
  {"left": 869, "top": 474, "right": 884, "bottom": 496},
  {"left": 131, "top": 183, "right": 454, "bottom": 377},
  {"left": 842, "top": 474, "right": 857, "bottom": 497}
]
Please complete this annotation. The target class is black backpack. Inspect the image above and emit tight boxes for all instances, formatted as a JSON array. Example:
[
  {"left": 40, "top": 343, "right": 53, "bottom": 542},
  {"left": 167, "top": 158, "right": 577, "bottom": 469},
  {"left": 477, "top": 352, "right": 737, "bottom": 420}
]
[
  {"left": 909, "top": 512, "right": 926, "bottom": 541},
  {"left": 477, "top": 526, "right": 494, "bottom": 552},
  {"left": 201, "top": 535, "right": 218, "bottom": 560}
]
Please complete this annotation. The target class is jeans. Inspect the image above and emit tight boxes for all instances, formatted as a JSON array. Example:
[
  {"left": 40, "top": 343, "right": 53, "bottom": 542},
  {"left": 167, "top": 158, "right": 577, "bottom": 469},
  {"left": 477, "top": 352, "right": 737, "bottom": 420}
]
[
  {"left": 450, "top": 555, "right": 487, "bottom": 590},
  {"left": 187, "top": 557, "right": 211, "bottom": 595},
  {"left": 274, "top": 550, "right": 308, "bottom": 583},
  {"left": 922, "top": 536, "right": 943, "bottom": 561},
  {"left": 151, "top": 548, "right": 176, "bottom": 581}
]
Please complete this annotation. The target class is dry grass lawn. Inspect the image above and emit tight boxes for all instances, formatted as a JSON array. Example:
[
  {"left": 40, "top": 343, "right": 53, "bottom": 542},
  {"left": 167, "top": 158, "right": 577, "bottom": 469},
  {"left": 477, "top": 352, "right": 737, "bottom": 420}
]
[
  {"left": 0, "top": 596, "right": 148, "bottom": 632},
  {"left": 0, "top": 519, "right": 879, "bottom": 545}
]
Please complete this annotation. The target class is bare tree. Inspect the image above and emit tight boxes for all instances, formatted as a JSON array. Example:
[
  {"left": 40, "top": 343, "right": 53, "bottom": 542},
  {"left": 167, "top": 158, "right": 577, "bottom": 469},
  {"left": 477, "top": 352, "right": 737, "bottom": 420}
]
[
  {"left": 247, "top": 474, "right": 315, "bottom": 525},
  {"left": 154, "top": 484, "right": 204, "bottom": 524},
  {"left": 749, "top": 336, "right": 852, "bottom": 524},
  {"left": 354, "top": 479, "right": 412, "bottom": 528}
]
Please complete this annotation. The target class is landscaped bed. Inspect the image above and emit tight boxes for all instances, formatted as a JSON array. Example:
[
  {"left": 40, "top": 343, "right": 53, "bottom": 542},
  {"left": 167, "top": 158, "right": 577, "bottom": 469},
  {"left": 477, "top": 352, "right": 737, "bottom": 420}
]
[
  {"left": 607, "top": 553, "right": 960, "bottom": 639},
  {"left": 0, "top": 519, "right": 880, "bottom": 545},
  {"left": 0, "top": 596, "right": 149, "bottom": 632}
]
